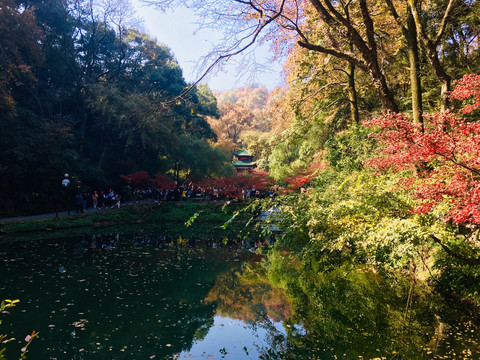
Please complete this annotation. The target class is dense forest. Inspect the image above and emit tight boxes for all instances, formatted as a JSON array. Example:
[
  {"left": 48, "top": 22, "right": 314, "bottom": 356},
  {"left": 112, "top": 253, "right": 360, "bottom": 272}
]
[
  {"left": 218, "top": 0, "right": 480, "bottom": 304},
  {"left": 3, "top": 0, "right": 480, "bottom": 304},
  {"left": 0, "top": 0, "right": 235, "bottom": 216},
  {"left": 156, "top": 0, "right": 480, "bottom": 305}
]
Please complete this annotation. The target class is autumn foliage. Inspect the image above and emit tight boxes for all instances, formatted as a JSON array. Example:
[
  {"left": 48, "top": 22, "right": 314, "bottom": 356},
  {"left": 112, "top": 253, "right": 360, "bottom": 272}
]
[
  {"left": 282, "top": 162, "right": 324, "bottom": 193},
  {"left": 365, "top": 74, "right": 480, "bottom": 224},
  {"left": 198, "top": 169, "right": 271, "bottom": 199},
  {"left": 121, "top": 169, "right": 272, "bottom": 199}
]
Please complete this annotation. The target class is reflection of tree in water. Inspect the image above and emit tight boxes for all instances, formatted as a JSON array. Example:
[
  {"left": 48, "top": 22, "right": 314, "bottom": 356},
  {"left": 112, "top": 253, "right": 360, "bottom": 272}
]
[
  {"left": 273, "top": 266, "right": 435, "bottom": 359},
  {"left": 205, "top": 263, "right": 293, "bottom": 323},
  {"left": 1, "top": 234, "right": 249, "bottom": 360},
  {"left": 207, "top": 256, "right": 480, "bottom": 360},
  {"left": 274, "top": 262, "right": 480, "bottom": 359},
  {"left": 3, "top": 233, "right": 480, "bottom": 359},
  {"left": 205, "top": 262, "right": 295, "bottom": 358}
]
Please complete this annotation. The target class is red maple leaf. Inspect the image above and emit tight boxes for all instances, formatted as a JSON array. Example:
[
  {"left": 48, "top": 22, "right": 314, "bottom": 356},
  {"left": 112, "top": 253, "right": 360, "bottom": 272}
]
[{"left": 364, "top": 74, "right": 480, "bottom": 224}]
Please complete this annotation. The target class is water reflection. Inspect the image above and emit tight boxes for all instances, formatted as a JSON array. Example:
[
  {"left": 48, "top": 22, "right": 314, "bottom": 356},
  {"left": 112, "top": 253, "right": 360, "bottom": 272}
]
[
  {"left": 200, "top": 257, "right": 480, "bottom": 359},
  {"left": 206, "top": 266, "right": 289, "bottom": 319},
  {"left": 1, "top": 232, "right": 480, "bottom": 359},
  {"left": 242, "top": 261, "right": 480, "bottom": 359},
  {"left": 1, "top": 233, "right": 259, "bottom": 359}
]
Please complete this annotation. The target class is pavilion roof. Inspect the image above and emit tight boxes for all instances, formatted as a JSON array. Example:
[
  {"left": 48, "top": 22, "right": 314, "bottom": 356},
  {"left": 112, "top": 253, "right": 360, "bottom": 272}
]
[{"left": 234, "top": 149, "right": 252, "bottom": 157}]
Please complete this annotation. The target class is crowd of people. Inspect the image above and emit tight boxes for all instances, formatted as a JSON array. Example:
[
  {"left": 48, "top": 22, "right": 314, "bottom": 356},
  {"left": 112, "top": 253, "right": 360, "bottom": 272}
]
[
  {"left": 135, "top": 184, "right": 273, "bottom": 203},
  {"left": 72, "top": 181, "right": 277, "bottom": 213},
  {"left": 74, "top": 189, "right": 121, "bottom": 213}
]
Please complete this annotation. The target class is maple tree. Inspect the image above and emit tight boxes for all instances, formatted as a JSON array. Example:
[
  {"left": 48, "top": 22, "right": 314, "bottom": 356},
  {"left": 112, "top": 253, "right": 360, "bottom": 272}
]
[
  {"left": 365, "top": 74, "right": 480, "bottom": 224},
  {"left": 120, "top": 171, "right": 177, "bottom": 190},
  {"left": 282, "top": 162, "right": 324, "bottom": 193},
  {"left": 198, "top": 170, "right": 271, "bottom": 199},
  {"left": 152, "top": 172, "right": 176, "bottom": 190}
]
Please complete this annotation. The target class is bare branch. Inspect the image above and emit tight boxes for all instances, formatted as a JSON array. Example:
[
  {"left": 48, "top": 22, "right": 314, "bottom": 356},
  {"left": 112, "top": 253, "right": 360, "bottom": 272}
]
[
  {"left": 430, "top": 234, "right": 480, "bottom": 265},
  {"left": 161, "top": 0, "right": 287, "bottom": 103},
  {"left": 297, "top": 40, "right": 368, "bottom": 73}
]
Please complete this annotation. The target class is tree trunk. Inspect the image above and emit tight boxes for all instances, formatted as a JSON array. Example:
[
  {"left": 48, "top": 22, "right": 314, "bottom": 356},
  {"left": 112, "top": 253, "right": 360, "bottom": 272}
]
[
  {"left": 347, "top": 45, "right": 360, "bottom": 124},
  {"left": 296, "top": 40, "right": 399, "bottom": 113},
  {"left": 301, "top": 0, "right": 400, "bottom": 113},
  {"left": 369, "top": 66, "right": 399, "bottom": 113},
  {"left": 406, "top": 10, "right": 423, "bottom": 126},
  {"left": 408, "top": 0, "right": 454, "bottom": 112},
  {"left": 360, "top": 0, "right": 399, "bottom": 113},
  {"left": 385, "top": 0, "right": 423, "bottom": 121},
  {"left": 440, "top": 77, "right": 451, "bottom": 112}
]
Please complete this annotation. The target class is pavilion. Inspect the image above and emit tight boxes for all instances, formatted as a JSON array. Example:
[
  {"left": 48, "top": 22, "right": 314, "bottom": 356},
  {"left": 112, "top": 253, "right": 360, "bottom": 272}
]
[{"left": 233, "top": 149, "right": 256, "bottom": 175}]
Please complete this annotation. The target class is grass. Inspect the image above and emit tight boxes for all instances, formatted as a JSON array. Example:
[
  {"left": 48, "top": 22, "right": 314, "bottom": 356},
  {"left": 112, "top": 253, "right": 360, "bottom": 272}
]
[{"left": 0, "top": 201, "right": 256, "bottom": 241}]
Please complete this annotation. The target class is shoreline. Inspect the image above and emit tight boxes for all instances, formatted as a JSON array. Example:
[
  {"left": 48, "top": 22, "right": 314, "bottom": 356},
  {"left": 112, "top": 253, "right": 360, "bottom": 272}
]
[{"left": 0, "top": 201, "right": 253, "bottom": 240}]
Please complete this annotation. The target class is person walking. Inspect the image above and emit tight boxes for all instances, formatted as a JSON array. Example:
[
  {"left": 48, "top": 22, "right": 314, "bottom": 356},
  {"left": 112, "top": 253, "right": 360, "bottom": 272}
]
[
  {"left": 92, "top": 191, "right": 99, "bottom": 209},
  {"left": 75, "top": 193, "right": 84, "bottom": 213}
]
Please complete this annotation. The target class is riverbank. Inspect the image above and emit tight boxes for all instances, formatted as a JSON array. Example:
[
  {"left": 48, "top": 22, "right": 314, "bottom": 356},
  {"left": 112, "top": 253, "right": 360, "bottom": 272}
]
[{"left": 0, "top": 201, "right": 254, "bottom": 241}]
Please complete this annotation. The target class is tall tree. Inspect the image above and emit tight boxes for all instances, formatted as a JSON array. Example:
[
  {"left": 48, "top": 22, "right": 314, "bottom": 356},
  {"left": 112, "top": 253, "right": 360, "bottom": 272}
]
[
  {"left": 409, "top": 0, "right": 455, "bottom": 111},
  {"left": 0, "top": 0, "right": 229, "bottom": 215},
  {"left": 385, "top": 0, "right": 423, "bottom": 125},
  {"left": 147, "top": 0, "right": 400, "bottom": 112}
]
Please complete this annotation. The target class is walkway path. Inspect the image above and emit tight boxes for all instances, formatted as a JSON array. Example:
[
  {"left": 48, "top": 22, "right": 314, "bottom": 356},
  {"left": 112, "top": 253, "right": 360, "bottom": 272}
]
[
  {"left": 0, "top": 207, "right": 98, "bottom": 223},
  {"left": 0, "top": 198, "right": 229, "bottom": 223}
]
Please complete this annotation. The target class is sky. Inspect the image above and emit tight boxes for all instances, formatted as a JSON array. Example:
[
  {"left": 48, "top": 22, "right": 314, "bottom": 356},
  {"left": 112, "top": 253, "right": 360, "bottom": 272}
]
[{"left": 132, "top": 1, "right": 285, "bottom": 92}]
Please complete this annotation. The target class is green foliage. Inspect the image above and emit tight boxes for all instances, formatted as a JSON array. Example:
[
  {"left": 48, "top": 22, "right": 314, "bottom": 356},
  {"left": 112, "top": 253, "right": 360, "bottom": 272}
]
[
  {"left": 256, "top": 99, "right": 480, "bottom": 302},
  {"left": 436, "top": 258, "right": 480, "bottom": 303},
  {"left": 257, "top": 123, "right": 465, "bottom": 279},
  {"left": 271, "top": 169, "right": 430, "bottom": 272},
  {"left": 266, "top": 108, "right": 347, "bottom": 180},
  {"left": 433, "top": 232, "right": 480, "bottom": 302},
  {"left": 171, "top": 135, "right": 234, "bottom": 179},
  {"left": 0, "top": 0, "right": 228, "bottom": 216},
  {"left": 263, "top": 253, "right": 439, "bottom": 359},
  {"left": 195, "top": 84, "right": 220, "bottom": 118},
  {"left": 267, "top": 131, "right": 305, "bottom": 180},
  {"left": 325, "top": 123, "right": 378, "bottom": 172}
]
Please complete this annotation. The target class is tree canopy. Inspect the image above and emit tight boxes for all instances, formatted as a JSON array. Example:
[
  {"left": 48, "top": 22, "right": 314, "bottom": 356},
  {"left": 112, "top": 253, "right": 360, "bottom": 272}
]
[{"left": 0, "top": 0, "right": 232, "bottom": 215}]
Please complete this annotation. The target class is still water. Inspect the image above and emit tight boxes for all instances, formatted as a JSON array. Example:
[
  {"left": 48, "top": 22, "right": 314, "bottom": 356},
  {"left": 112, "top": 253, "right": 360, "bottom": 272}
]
[{"left": 1, "top": 230, "right": 480, "bottom": 359}]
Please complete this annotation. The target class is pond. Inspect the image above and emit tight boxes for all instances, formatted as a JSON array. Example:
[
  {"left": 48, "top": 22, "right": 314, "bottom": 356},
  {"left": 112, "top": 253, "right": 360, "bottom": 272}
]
[{"left": 1, "top": 229, "right": 480, "bottom": 359}]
